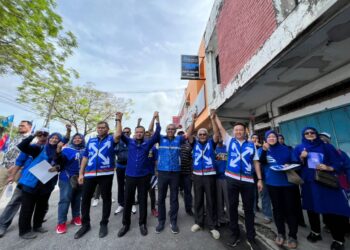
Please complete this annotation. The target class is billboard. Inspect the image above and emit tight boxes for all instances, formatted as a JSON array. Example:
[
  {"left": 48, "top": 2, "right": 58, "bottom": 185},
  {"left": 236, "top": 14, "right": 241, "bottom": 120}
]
[{"left": 181, "top": 55, "right": 200, "bottom": 80}]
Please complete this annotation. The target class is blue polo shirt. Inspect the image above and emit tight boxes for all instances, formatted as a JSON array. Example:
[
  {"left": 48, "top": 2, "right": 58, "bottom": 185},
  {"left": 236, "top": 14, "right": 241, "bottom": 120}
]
[{"left": 121, "top": 123, "right": 161, "bottom": 177}]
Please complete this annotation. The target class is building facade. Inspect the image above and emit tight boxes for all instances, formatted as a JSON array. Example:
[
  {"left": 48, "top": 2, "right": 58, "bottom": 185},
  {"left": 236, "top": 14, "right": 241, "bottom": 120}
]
[{"left": 178, "top": 0, "right": 350, "bottom": 154}]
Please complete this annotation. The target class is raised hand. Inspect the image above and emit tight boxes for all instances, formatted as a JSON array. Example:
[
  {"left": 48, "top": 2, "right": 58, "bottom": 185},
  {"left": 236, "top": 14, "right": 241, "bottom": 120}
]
[
  {"left": 66, "top": 124, "right": 72, "bottom": 132},
  {"left": 153, "top": 111, "right": 159, "bottom": 118},
  {"left": 116, "top": 112, "right": 123, "bottom": 120},
  {"left": 210, "top": 109, "right": 216, "bottom": 120}
]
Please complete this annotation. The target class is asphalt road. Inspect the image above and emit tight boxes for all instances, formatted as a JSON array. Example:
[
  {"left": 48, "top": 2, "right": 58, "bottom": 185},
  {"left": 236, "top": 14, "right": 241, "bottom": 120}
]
[{"left": 0, "top": 182, "right": 263, "bottom": 250}]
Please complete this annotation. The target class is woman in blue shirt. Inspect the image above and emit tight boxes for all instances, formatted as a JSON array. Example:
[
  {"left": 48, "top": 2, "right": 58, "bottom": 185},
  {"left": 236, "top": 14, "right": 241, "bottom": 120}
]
[
  {"left": 294, "top": 127, "right": 350, "bottom": 250},
  {"left": 56, "top": 133, "right": 85, "bottom": 234},
  {"left": 259, "top": 130, "right": 299, "bottom": 249}
]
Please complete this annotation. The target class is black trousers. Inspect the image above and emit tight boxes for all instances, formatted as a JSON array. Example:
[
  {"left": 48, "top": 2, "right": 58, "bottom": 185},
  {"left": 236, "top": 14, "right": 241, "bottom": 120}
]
[
  {"left": 157, "top": 171, "right": 180, "bottom": 225},
  {"left": 193, "top": 175, "right": 217, "bottom": 230},
  {"left": 122, "top": 175, "right": 150, "bottom": 226},
  {"left": 308, "top": 210, "right": 348, "bottom": 242},
  {"left": 81, "top": 175, "right": 113, "bottom": 226},
  {"left": 267, "top": 185, "right": 299, "bottom": 239},
  {"left": 18, "top": 190, "right": 51, "bottom": 235},
  {"left": 227, "top": 178, "right": 255, "bottom": 241},
  {"left": 116, "top": 168, "right": 126, "bottom": 206},
  {"left": 180, "top": 173, "right": 193, "bottom": 211}
]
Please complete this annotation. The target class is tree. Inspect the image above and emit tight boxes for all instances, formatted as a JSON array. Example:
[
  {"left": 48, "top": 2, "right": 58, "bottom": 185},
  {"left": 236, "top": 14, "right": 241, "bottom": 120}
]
[
  {"left": 51, "top": 83, "right": 133, "bottom": 135},
  {"left": 0, "top": 0, "right": 77, "bottom": 81}
]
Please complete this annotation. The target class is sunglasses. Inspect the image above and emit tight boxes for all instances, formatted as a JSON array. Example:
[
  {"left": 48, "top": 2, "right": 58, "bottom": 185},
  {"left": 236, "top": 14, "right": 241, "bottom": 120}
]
[
  {"left": 304, "top": 131, "right": 316, "bottom": 135},
  {"left": 37, "top": 133, "right": 49, "bottom": 137},
  {"left": 167, "top": 128, "right": 176, "bottom": 131},
  {"left": 198, "top": 133, "right": 207, "bottom": 136}
]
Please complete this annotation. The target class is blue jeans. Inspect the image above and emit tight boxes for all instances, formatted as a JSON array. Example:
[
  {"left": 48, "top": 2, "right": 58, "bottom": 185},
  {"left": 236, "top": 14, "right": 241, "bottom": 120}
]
[
  {"left": 261, "top": 184, "right": 272, "bottom": 219},
  {"left": 58, "top": 180, "right": 82, "bottom": 224}
]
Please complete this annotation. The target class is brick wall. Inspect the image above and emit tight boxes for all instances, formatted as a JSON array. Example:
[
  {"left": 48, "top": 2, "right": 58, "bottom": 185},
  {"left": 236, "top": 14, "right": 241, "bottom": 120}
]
[{"left": 217, "top": 0, "right": 277, "bottom": 87}]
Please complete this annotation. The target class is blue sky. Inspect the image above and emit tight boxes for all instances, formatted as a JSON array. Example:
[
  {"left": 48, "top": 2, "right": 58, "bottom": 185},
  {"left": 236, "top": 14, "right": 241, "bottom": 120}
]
[{"left": 0, "top": 0, "right": 214, "bottom": 134}]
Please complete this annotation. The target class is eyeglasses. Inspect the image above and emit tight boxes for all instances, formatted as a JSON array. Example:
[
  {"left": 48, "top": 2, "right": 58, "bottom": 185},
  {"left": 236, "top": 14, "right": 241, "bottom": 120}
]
[
  {"left": 198, "top": 133, "right": 207, "bottom": 136},
  {"left": 304, "top": 131, "right": 316, "bottom": 135},
  {"left": 167, "top": 128, "right": 176, "bottom": 131},
  {"left": 123, "top": 131, "right": 131, "bottom": 134},
  {"left": 37, "top": 133, "right": 49, "bottom": 137}
]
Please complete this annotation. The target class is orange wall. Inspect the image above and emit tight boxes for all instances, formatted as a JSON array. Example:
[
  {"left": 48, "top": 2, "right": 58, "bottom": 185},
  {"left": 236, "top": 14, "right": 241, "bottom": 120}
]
[{"left": 184, "top": 40, "right": 210, "bottom": 130}]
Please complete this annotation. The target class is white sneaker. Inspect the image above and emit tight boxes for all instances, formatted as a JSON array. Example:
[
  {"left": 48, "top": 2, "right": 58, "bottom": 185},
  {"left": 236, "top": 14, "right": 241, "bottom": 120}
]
[
  {"left": 132, "top": 205, "right": 137, "bottom": 214},
  {"left": 114, "top": 206, "right": 124, "bottom": 215},
  {"left": 191, "top": 224, "right": 201, "bottom": 232},
  {"left": 210, "top": 229, "right": 220, "bottom": 240},
  {"left": 92, "top": 199, "right": 99, "bottom": 207}
]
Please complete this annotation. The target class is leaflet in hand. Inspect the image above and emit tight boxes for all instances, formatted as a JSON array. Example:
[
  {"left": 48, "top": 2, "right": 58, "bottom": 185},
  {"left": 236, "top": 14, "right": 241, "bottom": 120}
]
[
  {"left": 270, "top": 164, "right": 300, "bottom": 171},
  {"left": 29, "top": 160, "right": 57, "bottom": 184},
  {"left": 307, "top": 152, "right": 324, "bottom": 169}
]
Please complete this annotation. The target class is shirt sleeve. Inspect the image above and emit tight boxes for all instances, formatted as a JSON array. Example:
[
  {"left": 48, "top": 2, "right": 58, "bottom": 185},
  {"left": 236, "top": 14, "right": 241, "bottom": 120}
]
[
  {"left": 147, "top": 123, "right": 161, "bottom": 148},
  {"left": 253, "top": 145, "right": 259, "bottom": 161},
  {"left": 121, "top": 133, "right": 131, "bottom": 145},
  {"left": 83, "top": 141, "right": 89, "bottom": 157},
  {"left": 15, "top": 152, "right": 28, "bottom": 167},
  {"left": 224, "top": 134, "right": 232, "bottom": 152}
]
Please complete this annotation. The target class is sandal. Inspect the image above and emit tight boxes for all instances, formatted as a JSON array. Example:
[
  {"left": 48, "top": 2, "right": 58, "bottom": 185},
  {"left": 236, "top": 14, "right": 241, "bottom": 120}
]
[
  {"left": 287, "top": 237, "right": 297, "bottom": 249},
  {"left": 275, "top": 234, "right": 284, "bottom": 246}
]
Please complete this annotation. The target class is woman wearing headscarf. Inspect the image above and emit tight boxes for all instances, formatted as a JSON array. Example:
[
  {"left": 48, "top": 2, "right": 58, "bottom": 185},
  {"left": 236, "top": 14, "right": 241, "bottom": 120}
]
[
  {"left": 259, "top": 130, "right": 299, "bottom": 249},
  {"left": 294, "top": 127, "right": 350, "bottom": 250},
  {"left": 55, "top": 133, "right": 85, "bottom": 234},
  {"left": 17, "top": 129, "right": 68, "bottom": 239}
]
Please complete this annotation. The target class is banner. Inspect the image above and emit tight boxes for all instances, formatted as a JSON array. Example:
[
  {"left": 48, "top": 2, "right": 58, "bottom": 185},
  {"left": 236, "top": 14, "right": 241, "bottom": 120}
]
[{"left": 181, "top": 55, "right": 200, "bottom": 80}]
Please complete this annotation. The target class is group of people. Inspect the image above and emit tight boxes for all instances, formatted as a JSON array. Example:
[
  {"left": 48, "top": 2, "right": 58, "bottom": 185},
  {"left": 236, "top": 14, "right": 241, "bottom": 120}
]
[{"left": 0, "top": 111, "right": 349, "bottom": 250}]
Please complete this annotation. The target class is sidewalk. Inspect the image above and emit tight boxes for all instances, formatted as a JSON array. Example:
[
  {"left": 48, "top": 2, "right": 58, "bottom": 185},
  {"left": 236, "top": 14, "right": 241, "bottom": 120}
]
[{"left": 238, "top": 205, "right": 350, "bottom": 250}]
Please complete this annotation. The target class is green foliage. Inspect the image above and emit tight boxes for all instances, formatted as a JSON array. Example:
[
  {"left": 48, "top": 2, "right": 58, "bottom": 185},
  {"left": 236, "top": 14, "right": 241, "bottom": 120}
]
[
  {"left": 51, "top": 83, "right": 133, "bottom": 135},
  {"left": 0, "top": 0, "right": 77, "bottom": 82}
]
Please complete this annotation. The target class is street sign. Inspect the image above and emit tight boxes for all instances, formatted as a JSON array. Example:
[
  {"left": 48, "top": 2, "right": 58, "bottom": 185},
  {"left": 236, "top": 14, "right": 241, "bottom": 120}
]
[{"left": 181, "top": 55, "right": 200, "bottom": 80}]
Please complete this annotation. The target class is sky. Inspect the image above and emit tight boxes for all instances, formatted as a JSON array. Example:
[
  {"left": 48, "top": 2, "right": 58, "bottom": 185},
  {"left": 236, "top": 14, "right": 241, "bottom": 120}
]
[{"left": 0, "top": 0, "right": 214, "bottom": 134}]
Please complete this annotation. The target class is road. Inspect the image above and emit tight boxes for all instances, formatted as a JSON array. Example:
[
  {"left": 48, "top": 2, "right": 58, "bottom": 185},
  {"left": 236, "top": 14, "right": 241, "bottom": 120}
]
[{"left": 0, "top": 182, "right": 265, "bottom": 250}]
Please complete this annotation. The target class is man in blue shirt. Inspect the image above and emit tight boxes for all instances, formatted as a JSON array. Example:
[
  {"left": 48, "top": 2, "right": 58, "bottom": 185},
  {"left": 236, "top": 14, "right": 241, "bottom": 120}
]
[
  {"left": 75, "top": 121, "right": 118, "bottom": 239},
  {"left": 154, "top": 115, "right": 194, "bottom": 234},
  {"left": 116, "top": 111, "right": 161, "bottom": 237}
]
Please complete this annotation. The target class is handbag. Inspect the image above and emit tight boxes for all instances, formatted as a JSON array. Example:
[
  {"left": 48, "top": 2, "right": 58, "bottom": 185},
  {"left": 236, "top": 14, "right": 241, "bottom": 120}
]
[
  {"left": 286, "top": 170, "right": 304, "bottom": 185},
  {"left": 314, "top": 170, "right": 339, "bottom": 189}
]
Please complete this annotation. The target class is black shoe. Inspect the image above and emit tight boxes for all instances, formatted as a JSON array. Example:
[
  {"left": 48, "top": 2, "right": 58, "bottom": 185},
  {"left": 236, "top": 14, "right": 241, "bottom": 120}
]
[
  {"left": 99, "top": 224, "right": 108, "bottom": 238},
  {"left": 74, "top": 225, "right": 91, "bottom": 239},
  {"left": 186, "top": 210, "right": 194, "bottom": 216},
  {"left": 227, "top": 235, "right": 240, "bottom": 247},
  {"left": 331, "top": 241, "right": 344, "bottom": 250},
  {"left": 246, "top": 239, "right": 262, "bottom": 250},
  {"left": 170, "top": 224, "right": 179, "bottom": 234},
  {"left": 33, "top": 227, "right": 48, "bottom": 233},
  {"left": 255, "top": 206, "right": 260, "bottom": 212},
  {"left": 118, "top": 225, "right": 129, "bottom": 237},
  {"left": 155, "top": 223, "right": 164, "bottom": 234},
  {"left": 20, "top": 232, "right": 37, "bottom": 239},
  {"left": 306, "top": 232, "right": 322, "bottom": 243},
  {"left": 139, "top": 224, "right": 148, "bottom": 236}
]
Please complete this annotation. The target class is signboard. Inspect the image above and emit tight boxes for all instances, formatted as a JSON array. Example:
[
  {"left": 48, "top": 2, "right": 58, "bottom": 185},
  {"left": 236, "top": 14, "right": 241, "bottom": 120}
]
[
  {"left": 181, "top": 55, "right": 200, "bottom": 80},
  {"left": 172, "top": 116, "right": 181, "bottom": 126}
]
